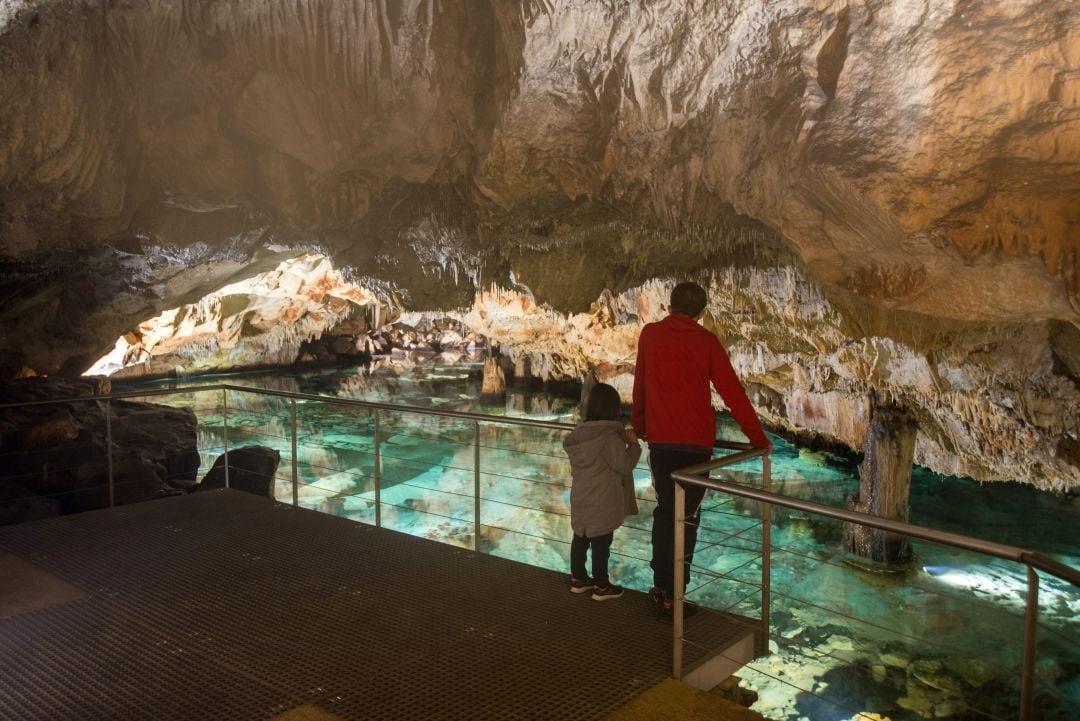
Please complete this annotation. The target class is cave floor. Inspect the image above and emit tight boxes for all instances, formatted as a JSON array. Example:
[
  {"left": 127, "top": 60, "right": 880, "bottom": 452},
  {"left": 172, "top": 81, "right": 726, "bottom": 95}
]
[{"left": 0, "top": 490, "right": 762, "bottom": 721}]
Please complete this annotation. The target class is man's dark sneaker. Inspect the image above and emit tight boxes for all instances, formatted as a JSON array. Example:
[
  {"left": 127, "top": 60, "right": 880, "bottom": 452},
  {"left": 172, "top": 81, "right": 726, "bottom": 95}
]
[
  {"left": 648, "top": 587, "right": 666, "bottom": 611},
  {"left": 591, "top": 583, "right": 624, "bottom": 601},
  {"left": 569, "top": 576, "right": 594, "bottom": 594},
  {"left": 658, "top": 597, "right": 699, "bottom": 620}
]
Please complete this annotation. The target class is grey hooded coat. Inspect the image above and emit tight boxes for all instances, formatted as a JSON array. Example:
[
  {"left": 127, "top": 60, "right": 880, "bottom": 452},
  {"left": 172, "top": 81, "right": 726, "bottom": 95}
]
[{"left": 563, "top": 420, "right": 642, "bottom": 538}]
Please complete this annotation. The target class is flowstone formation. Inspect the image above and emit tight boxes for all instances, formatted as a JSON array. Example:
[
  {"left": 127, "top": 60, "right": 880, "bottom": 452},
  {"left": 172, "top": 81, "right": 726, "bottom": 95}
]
[{"left": 0, "top": 1, "right": 1078, "bottom": 491}]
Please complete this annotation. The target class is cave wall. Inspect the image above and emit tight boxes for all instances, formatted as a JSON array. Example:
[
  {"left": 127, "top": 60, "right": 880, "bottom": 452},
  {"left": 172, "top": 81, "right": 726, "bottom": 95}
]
[
  {"left": 0, "top": 0, "right": 1078, "bottom": 489},
  {"left": 461, "top": 243, "right": 1080, "bottom": 492}
]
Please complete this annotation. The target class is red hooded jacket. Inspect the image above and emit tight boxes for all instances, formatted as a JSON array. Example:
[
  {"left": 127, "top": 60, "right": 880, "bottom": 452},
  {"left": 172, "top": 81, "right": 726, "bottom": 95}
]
[{"left": 631, "top": 314, "right": 769, "bottom": 450}]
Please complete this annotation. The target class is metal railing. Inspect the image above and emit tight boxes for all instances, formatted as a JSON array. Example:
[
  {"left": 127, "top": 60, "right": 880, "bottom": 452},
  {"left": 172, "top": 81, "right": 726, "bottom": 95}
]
[
  {"left": 5, "top": 382, "right": 1079, "bottom": 720},
  {"left": 0, "top": 382, "right": 576, "bottom": 542},
  {"left": 217, "top": 383, "right": 574, "bottom": 553},
  {"left": 670, "top": 442, "right": 770, "bottom": 680},
  {"left": 672, "top": 451, "right": 1080, "bottom": 721}
]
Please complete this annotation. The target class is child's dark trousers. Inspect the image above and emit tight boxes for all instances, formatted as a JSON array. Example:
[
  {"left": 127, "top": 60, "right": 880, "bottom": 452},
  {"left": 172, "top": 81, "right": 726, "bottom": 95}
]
[{"left": 570, "top": 531, "right": 614, "bottom": 585}]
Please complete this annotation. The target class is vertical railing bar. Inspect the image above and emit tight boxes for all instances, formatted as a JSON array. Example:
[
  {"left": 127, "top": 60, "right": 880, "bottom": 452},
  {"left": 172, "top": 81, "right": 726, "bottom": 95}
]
[
  {"left": 106, "top": 399, "right": 114, "bottom": 508},
  {"left": 222, "top": 387, "right": 230, "bottom": 489},
  {"left": 474, "top": 421, "right": 481, "bottom": 552},
  {"left": 673, "top": 480, "right": 686, "bottom": 680},
  {"left": 760, "top": 453, "right": 772, "bottom": 657},
  {"left": 374, "top": 410, "right": 381, "bottom": 528},
  {"left": 1019, "top": 565, "right": 1039, "bottom": 721},
  {"left": 290, "top": 398, "right": 299, "bottom": 507}
]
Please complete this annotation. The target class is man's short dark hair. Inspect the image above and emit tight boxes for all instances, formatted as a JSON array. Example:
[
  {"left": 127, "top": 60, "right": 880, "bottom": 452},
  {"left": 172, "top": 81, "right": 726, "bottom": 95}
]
[
  {"left": 585, "top": 382, "right": 622, "bottom": 422},
  {"left": 670, "top": 282, "right": 707, "bottom": 317}
]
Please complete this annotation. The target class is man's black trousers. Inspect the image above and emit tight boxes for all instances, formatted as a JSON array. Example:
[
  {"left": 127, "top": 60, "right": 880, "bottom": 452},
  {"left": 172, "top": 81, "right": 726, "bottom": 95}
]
[{"left": 649, "top": 446, "right": 711, "bottom": 599}]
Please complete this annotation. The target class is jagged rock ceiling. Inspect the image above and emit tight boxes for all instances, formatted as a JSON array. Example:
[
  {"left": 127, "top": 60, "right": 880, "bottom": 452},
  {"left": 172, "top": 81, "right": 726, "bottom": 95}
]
[{"left": 0, "top": 0, "right": 1078, "bottom": 489}]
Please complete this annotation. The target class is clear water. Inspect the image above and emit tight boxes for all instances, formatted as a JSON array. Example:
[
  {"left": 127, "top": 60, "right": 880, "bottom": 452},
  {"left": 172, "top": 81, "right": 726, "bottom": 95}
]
[{"left": 122, "top": 354, "right": 1080, "bottom": 721}]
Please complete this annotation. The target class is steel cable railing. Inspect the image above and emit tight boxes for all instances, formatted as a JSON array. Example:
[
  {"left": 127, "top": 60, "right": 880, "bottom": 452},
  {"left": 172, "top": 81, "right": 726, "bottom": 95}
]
[
  {"left": 672, "top": 451, "right": 1080, "bottom": 721},
  {"left": 4, "top": 382, "right": 1078, "bottom": 720}
]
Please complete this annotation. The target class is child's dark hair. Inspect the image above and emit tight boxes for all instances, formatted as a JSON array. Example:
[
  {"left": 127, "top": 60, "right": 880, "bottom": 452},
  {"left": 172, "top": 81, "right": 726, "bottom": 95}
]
[{"left": 585, "top": 382, "right": 622, "bottom": 422}]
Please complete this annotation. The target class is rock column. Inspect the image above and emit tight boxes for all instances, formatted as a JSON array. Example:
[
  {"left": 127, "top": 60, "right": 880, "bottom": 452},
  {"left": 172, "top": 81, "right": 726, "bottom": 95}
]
[
  {"left": 844, "top": 394, "right": 918, "bottom": 568},
  {"left": 514, "top": 355, "right": 531, "bottom": 381},
  {"left": 480, "top": 357, "right": 506, "bottom": 405}
]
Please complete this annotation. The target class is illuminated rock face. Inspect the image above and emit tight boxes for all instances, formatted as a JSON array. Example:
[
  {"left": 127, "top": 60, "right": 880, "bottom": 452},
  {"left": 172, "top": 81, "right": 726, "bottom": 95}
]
[
  {"left": 0, "top": 1, "right": 1078, "bottom": 489},
  {"left": 463, "top": 263, "right": 1080, "bottom": 493},
  {"left": 86, "top": 255, "right": 381, "bottom": 377}
]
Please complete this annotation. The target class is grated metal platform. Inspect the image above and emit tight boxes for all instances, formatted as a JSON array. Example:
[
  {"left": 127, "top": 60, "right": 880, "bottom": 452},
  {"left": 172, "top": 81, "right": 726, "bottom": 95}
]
[{"left": 0, "top": 490, "right": 753, "bottom": 721}]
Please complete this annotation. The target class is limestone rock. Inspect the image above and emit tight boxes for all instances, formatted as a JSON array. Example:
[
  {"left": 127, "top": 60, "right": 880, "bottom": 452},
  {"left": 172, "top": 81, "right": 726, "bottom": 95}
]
[
  {"left": 0, "top": 1, "right": 1077, "bottom": 492},
  {"left": 462, "top": 271, "right": 1080, "bottom": 491},
  {"left": 199, "top": 446, "right": 281, "bottom": 498},
  {"left": 0, "top": 378, "right": 199, "bottom": 522},
  {"left": 87, "top": 254, "right": 381, "bottom": 378},
  {"left": 480, "top": 357, "right": 506, "bottom": 405}
]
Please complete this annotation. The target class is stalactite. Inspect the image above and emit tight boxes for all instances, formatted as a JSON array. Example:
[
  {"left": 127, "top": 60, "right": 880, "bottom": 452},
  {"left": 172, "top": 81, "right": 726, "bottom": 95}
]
[{"left": 376, "top": 0, "right": 396, "bottom": 84}]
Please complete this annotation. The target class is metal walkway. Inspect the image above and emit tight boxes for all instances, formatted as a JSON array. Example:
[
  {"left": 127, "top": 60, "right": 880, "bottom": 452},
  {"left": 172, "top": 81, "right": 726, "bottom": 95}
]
[{"left": 0, "top": 490, "right": 752, "bottom": 721}]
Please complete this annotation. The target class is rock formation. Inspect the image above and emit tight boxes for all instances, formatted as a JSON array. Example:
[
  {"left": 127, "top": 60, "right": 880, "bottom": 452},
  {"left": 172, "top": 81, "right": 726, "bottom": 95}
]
[
  {"left": 461, "top": 258, "right": 1080, "bottom": 493},
  {"left": 480, "top": 356, "right": 507, "bottom": 405},
  {"left": 843, "top": 395, "right": 918, "bottom": 566},
  {"left": 86, "top": 253, "right": 383, "bottom": 377},
  {"left": 0, "top": 378, "right": 200, "bottom": 523},
  {"left": 198, "top": 445, "right": 281, "bottom": 498},
  {"left": 0, "top": 1, "right": 1077, "bottom": 490}
]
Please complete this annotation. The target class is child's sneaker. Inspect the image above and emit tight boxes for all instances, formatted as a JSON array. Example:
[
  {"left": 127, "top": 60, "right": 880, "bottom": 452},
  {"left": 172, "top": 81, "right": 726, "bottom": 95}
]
[
  {"left": 591, "top": 583, "right": 624, "bottom": 601},
  {"left": 569, "top": 576, "right": 594, "bottom": 594}
]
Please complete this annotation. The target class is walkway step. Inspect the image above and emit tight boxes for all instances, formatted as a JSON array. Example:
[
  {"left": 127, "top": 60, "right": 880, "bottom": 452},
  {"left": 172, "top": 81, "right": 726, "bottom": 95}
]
[{"left": 603, "top": 678, "right": 769, "bottom": 721}]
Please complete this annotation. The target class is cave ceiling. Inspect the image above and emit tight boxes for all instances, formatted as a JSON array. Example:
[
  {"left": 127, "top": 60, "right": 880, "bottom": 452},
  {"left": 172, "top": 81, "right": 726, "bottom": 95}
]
[{"left": 0, "top": 0, "right": 1078, "bottom": 488}]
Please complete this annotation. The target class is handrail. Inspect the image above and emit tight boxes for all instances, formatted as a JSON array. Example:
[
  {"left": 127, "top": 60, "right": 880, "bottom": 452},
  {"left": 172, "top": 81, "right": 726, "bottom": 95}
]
[
  {"left": 1020, "top": 551, "right": 1080, "bottom": 588},
  {"left": 8, "top": 381, "right": 1079, "bottom": 719},
  {"left": 671, "top": 448, "right": 1079, "bottom": 721},
  {"left": 220, "top": 384, "right": 577, "bottom": 431},
  {"left": 671, "top": 468, "right": 1080, "bottom": 588},
  {"left": 0, "top": 383, "right": 579, "bottom": 432},
  {"left": 0, "top": 383, "right": 229, "bottom": 409},
  {"left": 10, "top": 382, "right": 1077, "bottom": 591}
]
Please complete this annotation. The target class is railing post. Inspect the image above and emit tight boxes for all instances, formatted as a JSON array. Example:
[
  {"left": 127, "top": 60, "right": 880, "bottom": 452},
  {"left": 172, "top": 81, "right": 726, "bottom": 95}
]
[
  {"left": 1020, "top": 565, "right": 1039, "bottom": 721},
  {"left": 759, "top": 453, "right": 772, "bottom": 657},
  {"left": 291, "top": 398, "right": 299, "bottom": 507},
  {"left": 474, "top": 421, "right": 481, "bottom": 552},
  {"left": 673, "top": 480, "right": 686, "bottom": 680},
  {"left": 222, "top": 388, "right": 230, "bottom": 489},
  {"left": 105, "top": 400, "right": 114, "bottom": 508},
  {"left": 374, "top": 410, "right": 381, "bottom": 528}
]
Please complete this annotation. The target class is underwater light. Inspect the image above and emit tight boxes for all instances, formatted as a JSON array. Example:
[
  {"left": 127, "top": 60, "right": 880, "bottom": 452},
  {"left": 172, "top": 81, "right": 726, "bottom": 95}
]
[{"left": 922, "top": 566, "right": 1020, "bottom": 597}]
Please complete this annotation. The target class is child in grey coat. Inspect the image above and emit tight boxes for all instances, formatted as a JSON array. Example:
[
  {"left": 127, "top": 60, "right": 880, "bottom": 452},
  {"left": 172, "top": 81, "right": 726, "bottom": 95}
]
[{"left": 563, "top": 383, "right": 641, "bottom": 601}]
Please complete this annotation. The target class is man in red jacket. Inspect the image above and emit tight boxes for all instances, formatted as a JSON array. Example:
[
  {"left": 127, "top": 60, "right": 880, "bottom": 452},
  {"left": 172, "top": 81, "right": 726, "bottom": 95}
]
[{"left": 631, "top": 281, "right": 770, "bottom": 617}]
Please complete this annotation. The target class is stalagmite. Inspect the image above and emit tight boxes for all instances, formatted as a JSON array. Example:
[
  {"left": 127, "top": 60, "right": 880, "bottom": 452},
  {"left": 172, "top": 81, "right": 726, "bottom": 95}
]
[
  {"left": 843, "top": 393, "right": 918, "bottom": 568},
  {"left": 514, "top": 355, "right": 531, "bottom": 382},
  {"left": 480, "top": 356, "right": 506, "bottom": 405}
]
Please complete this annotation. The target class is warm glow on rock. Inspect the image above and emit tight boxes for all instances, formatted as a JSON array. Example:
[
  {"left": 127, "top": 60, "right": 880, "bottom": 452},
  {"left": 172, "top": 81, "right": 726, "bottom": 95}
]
[{"left": 85, "top": 254, "right": 382, "bottom": 377}]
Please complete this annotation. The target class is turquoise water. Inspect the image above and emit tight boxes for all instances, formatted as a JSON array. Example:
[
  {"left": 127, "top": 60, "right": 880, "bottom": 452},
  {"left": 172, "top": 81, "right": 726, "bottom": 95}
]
[{"left": 123, "top": 355, "right": 1080, "bottom": 721}]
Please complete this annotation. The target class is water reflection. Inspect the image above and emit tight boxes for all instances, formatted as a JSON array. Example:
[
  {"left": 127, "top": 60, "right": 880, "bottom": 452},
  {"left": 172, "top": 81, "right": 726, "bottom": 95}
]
[{"left": 122, "top": 355, "right": 1080, "bottom": 720}]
